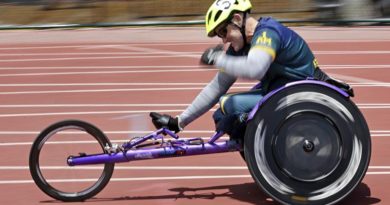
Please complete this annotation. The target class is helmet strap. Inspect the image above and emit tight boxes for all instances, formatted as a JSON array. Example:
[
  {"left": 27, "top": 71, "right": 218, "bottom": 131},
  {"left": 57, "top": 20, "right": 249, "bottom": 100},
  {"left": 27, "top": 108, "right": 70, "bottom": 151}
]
[
  {"left": 231, "top": 12, "right": 249, "bottom": 46},
  {"left": 241, "top": 12, "right": 248, "bottom": 46}
]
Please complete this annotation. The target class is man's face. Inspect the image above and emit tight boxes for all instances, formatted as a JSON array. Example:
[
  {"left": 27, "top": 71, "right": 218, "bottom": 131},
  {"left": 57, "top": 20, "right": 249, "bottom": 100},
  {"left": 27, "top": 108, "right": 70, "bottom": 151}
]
[{"left": 216, "top": 22, "right": 244, "bottom": 52}]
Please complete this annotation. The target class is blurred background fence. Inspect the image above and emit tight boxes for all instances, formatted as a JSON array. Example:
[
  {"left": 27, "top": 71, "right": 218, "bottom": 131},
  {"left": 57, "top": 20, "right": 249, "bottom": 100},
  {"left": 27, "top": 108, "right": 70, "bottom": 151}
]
[{"left": 0, "top": 0, "right": 389, "bottom": 28}]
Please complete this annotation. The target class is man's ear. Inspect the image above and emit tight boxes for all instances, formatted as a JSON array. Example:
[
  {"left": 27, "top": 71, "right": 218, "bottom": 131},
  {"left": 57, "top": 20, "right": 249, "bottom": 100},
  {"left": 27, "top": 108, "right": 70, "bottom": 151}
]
[{"left": 231, "top": 13, "right": 243, "bottom": 26}]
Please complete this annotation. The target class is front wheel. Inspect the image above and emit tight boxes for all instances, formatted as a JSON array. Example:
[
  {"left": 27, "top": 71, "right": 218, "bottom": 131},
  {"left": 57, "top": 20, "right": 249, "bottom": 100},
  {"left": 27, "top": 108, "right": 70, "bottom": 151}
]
[
  {"left": 29, "top": 120, "right": 115, "bottom": 202},
  {"left": 244, "top": 84, "right": 371, "bottom": 205}
]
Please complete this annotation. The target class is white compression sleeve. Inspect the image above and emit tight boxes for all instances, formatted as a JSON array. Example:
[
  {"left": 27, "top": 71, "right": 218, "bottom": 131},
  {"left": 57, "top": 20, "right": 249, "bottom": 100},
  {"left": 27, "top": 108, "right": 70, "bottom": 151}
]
[
  {"left": 215, "top": 48, "right": 273, "bottom": 80},
  {"left": 178, "top": 71, "right": 236, "bottom": 128}
]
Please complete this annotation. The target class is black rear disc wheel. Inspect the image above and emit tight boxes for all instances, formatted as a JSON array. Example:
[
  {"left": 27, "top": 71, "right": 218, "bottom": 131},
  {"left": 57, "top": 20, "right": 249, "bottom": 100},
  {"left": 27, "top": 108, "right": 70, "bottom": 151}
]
[{"left": 244, "top": 83, "right": 371, "bottom": 205}]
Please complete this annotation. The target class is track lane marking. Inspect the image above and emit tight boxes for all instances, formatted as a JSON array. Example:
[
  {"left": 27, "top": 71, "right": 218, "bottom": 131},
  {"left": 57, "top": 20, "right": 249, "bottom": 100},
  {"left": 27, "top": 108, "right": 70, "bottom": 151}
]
[
  {"left": 0, "top": 166, "right": 389, "bottom": 170},
  {"left": 0, "top": 69, "right": 216, "bottom": 77},
  {"left": 0, "top": 130, "right": 388, "bottom": 134},
  {"left": 0, "top": 82, "right": 389, "bottom": 87},
  {"left": 0, "top": 64, "right": 389, "bottom": 70},
  {"left": 0, "top": 85, "right": 389, "bottom": 95},
  {"left": 0, "top": 130, "right": 388, "bottom": 146},
  {"left": 0, "top": 105, "right": 389, "bottom": 117},
  {"left": 0, "top": 103, "right": 389, "bottom": 108},
  {"left": 0, "top": 173, "right": 389, "bottom": 185},
  {"left": 0, "top": 50, "right": 389, "bottom": 57}
]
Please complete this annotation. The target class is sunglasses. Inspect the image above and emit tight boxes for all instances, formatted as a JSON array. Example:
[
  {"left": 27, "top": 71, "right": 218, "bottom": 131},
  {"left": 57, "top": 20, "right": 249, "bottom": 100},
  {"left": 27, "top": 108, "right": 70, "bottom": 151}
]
[{"left": 215, "top": 22, "right": 230, "bottom": 38}]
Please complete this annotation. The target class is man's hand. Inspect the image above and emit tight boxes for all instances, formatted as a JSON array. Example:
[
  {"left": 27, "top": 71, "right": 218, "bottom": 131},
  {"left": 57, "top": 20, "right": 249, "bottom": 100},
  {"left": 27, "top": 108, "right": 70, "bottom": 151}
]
[
  {"left": 200, "top": 44, "right": 224, "bottom": 65},
  {"left": 150, "top": 112, "right": 181, "bottom": 133}
]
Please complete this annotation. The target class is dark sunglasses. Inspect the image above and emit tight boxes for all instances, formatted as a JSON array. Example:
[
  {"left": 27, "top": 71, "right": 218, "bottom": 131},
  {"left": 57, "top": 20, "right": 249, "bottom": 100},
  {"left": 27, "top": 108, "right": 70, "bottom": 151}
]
[{"left": 215, "top": 22, "right": 230, "bottom": 38}]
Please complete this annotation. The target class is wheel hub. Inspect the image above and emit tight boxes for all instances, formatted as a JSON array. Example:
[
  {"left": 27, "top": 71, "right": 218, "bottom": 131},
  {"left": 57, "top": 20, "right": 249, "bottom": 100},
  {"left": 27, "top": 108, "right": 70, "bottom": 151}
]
[
  {"left": 273, "top": 113, "right": 342, "bottom": 182},
  {"left": 303, "top": 140, "right": 315, "bottom": 152}
]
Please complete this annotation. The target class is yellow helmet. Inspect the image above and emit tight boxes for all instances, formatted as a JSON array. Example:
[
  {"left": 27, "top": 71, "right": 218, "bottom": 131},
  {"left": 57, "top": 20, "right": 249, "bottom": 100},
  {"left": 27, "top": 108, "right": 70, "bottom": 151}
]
[{"left": 205, "top": 0, "right": 252, "bottom": 37}]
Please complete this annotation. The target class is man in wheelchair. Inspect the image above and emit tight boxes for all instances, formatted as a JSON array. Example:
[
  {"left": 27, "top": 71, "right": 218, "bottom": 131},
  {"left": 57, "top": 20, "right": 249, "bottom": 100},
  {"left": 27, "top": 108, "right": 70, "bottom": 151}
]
[{"left": 151, "top": 0, "right": 353, "bottom": 141}]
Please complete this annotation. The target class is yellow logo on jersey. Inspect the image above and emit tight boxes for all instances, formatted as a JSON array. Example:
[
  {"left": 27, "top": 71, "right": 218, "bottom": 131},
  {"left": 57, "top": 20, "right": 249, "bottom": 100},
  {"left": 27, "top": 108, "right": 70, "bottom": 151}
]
[
  {"left": 256, "top": 31, "right": 272, "bottom": 46},
  {"left": 313, "top": 58, "right": 319, "bottom": 68}
]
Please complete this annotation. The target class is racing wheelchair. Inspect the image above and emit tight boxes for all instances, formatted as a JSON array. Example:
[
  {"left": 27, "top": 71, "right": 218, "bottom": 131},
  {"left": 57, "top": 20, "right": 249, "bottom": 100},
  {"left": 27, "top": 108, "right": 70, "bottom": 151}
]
[{"left": 29, "top": 79, "right": 371, "bottom": 205}]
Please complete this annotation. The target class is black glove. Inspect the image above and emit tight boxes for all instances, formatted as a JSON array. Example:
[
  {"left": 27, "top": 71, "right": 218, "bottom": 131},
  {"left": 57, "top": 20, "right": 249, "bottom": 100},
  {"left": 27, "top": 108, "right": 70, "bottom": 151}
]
[
  {"left": 200, "top": 44, "right": 224, "bottom": 65},
  {"left": 150, "top": 112, "right": 181, "bottom": 133}
]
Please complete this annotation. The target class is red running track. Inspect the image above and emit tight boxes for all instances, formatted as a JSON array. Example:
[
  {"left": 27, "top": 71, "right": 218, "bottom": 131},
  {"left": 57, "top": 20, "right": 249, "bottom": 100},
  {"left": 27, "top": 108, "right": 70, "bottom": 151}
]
[{"left": 0, "top": 27, "right": 389, "bottom": 205}]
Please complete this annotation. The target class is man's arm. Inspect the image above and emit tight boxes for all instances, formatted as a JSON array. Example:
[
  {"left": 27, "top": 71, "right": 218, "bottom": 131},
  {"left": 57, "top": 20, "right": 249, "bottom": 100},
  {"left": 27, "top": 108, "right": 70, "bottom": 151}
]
[
  {"left": 215, "top": 48, "right": 273, "bottom": 80},
  {"left": 178, "top": 71, "right": 236, "bottom": 128}
]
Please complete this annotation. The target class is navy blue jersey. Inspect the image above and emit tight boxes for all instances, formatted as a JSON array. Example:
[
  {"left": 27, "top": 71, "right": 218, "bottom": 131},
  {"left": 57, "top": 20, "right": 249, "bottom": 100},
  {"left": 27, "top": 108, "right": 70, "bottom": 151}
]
[{"left": 227, "top": 17, "right": 318, "bottom": 93}]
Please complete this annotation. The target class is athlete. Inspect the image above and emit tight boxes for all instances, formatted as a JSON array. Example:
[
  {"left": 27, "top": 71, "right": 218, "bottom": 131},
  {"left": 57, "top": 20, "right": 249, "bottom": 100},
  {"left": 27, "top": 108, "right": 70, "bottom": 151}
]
[{"left": 150, "top": 0, "right": 353, "bottom": 138}]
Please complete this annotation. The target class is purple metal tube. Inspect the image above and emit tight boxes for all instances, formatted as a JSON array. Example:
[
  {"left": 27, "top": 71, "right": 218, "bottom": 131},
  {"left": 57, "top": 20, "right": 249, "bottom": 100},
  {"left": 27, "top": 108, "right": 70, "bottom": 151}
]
[
  {"left": 208, "top": 131, "right": 224, "bottom": 144},
  {"left": 247, "top": 80, "right": 350, "bottom": 121},
  {"left": 68, "top": 141, "right": 241, "bottom": 166}
]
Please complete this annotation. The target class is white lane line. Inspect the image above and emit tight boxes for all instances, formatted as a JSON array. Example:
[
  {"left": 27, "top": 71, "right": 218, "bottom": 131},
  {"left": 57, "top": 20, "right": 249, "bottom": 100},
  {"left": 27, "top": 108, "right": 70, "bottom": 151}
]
[
  {"left": 0, "top": 102, "right": 390, "bottom": 117},
  {"left": 0, "top": 104, "right": 190, "bottom": 108},
  {"left": 1, "top": 86, "right": 390, "bottom": 95},
  {"left": 371, "top": 130, "right": 390, "bottom": 133},
  {"left": 0, "top": 172, "right": 389, "bottom": 184},
  {"left": 314, "top": 51, "right": 390, "bottom": 55},
  {"left": 0, "top": 103, "right": 389, "bottom": 109},
  {"left": 0, "top": 109, "right": 192, "bottom": 118},
  {"left": 0, "top": 131, "right": 388, "bottom": 146},
  {"left": 0, "top": 82, "right": 247, "bottom": 87},
  {"left": 0, "top": 65, "right": 206, "bottom": 70},
  {"left": 0, "top": 130, "right": 216, "bottom": 135},
  {"left": 0, "top": 50, "right": 389, "bottom": 57},
  {"left": 0, "top": 175, "right": 252, "bottom": 184},
  {"left": 0, "top": 52, "right": 202, "bottom": 56},
  {"left": 0, "top": 50, "right": 389, "bottom": 56},
  {"left": 326, "top": 73, "right": 389, "bottom": 87},
  {"left": 1, "top": 66, "right": 390, "bottom": 78},
  {"left": 0, "top": 166, "right": 247, "bottom": 170},
  {"left": 0, "top": 86, "right": 250, "bottom": 95},
  {"left": 0, "top": 138, "right": 231, "bottom": 146},
  {"left": 0, "top": 52, "right": 388, "bottom": 62},
  {"left": 0, "top": 64, "right": 389, "bottom": 70},
  {"left": 0, "top": 82, "right": 389, "bottom": 87},
  {"left": 0, "top": 69, "right": 215, "bottom": 77},
  {"left": 0, "top": 42, "right": 214, "bottom": 50},
  {"left": 0, "top": 165, "right": 388, "bottom": 170},
  {"left": 0, "top": 55, "right": 201, "bottom": 62}
]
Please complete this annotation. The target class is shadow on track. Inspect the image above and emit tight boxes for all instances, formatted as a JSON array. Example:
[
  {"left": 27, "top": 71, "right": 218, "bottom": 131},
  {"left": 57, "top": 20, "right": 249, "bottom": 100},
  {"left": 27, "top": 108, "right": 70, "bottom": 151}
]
[
  {"left": 41, "top": 182, "right": 380, "bottom": 205},
  {"left": 340, "top": 183, "right": 381, "bottom": 205}
]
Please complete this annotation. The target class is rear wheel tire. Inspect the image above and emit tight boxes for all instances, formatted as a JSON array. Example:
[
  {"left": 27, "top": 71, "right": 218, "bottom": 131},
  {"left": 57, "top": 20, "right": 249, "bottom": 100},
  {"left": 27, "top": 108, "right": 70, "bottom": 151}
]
[{"left": 244, "top": 84, "right": 371, "bottom": 205}]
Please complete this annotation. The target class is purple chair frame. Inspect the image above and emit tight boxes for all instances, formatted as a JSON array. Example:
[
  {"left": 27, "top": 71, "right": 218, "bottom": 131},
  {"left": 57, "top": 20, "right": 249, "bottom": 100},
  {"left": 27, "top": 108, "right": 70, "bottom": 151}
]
[
  {"left": 67, "top": 128, "right": 241, "bottom": 166},
  {"left": 67, "top": 80, "right": 349, "bottom": 166}
]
